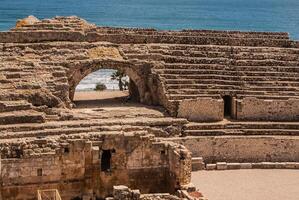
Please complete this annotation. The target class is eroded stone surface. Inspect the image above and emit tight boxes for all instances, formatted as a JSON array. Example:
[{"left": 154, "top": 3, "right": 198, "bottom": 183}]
[{"left": 1, "top": 16, "right": 299, "bottom": 200}]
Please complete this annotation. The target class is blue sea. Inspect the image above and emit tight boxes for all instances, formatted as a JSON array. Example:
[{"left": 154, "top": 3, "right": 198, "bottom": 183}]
[{"left": 1, "top": 0, "right": 298, "bottom": 90}]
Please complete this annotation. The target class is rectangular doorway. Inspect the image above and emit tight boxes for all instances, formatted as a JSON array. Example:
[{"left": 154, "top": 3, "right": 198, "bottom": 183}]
[{"left": 223, "top": 95, "right": 232, "bottom": 118}]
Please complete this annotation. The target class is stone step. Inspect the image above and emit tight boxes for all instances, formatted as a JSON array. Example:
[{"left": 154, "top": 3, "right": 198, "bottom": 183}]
[
  {"left": 161, "top": 75, "right": 299, "bottom": 82},
  {"left": 234, "top": 53, "right": 299, "bottom": 61},
  {"left": 0, "top": 100, "right": 32, "bottom": 112},
  {"left": 2, "top": 30, "right": 293, "bottom": 48},
  {"left": 154, "top": 63, "right": 227, "bottom": 70},
  {"left": 90, "top": 33, "right": 293, "bottom": 47},
  {"left": 166, "top": 84, "right": 299, "bottom": 92},
  {"left": 162, "top": 56, "right": 231, "bottom": 65},
  {"left": 185, "top": 122, "right": 299, "bottom": 130},
  {"left": 0, "top": 117, "right": 188, "bottom": 132},
  {"left": 151, "top": 47, "right": 299, "bottom": 56},
  {"left": 103, "top": 31, "right": 290, "bottom": 42},
  {"left": 0, "top": 130, "right": 149, "bottom": 148},
  {"left": 148, "top": 44, "right": 299, "bottom": 54},
  {"left": 157, "top": 69, "right": 299, "bottom": 77},
  {"left": 147, "top": 49, "right": 299, "bottom": 62},
  {"left": 235, "top": 59, "right": 299, "bottom": 67},
  {"left": 165, "top": 81, "right": 299, "bottom": 89},
  {"left": 0, "top": 125, "right": 148, "bottom": 139},
  {"left": 44, "top": 115, "right": 60, "bottom": 121},
  {"left": 98, "top": 29, "right": 290, "bottom": 39},
  {"left": 166, "top": 89, "right": 298, "bottom": 95},
  {"left": 183, "top": 129, "right": 299, "bottom": 136},
  {"left": 96, "top": 26, "right": 289, "bottom": 37},
  {"left": 159, "top": 55, "right": 299, "bottom": 66},
  {"left": 156, "top": 64, "right": 299, "bottom": 73},
  {"left": 167, "top": 94, "right": 297, "bottom": 101},
  {"left": 149, "top": 49, "right": 230, "bottom": 58},
  {"left": 0, "top": 110, "right": 45, "bottom": 125}
]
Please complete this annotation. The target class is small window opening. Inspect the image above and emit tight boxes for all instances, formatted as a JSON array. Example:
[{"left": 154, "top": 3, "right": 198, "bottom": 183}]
[
  {"left": 37, "top": 168, "right": 43, "bottom": 176},
  {"left": 15, "top": 149, "right": 23, "bottom": 158},
  {"left": 101, "top": 150, "right": 112, "bottom": 172},
  {"left": 161, "top": 150, "right": 165, "bottom": 155},
  {"left": 223, "top": 95, "right": 232, "bottom": 117},
  {"left": 64, "top": 147, "right": 70, "bottom": 153}
]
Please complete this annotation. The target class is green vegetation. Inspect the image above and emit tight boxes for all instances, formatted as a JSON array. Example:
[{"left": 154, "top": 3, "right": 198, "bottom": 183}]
[
  {"left": 94, "top": 82, "right": 107, "bottom": 91},
  {"left": 111, "top": 70, "right": 129, "bottom": 91}
]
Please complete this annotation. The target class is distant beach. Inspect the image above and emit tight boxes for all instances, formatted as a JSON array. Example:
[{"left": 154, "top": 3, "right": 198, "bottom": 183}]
[{"left": 75, "top": 69, "right": 120, "bottom": 91}]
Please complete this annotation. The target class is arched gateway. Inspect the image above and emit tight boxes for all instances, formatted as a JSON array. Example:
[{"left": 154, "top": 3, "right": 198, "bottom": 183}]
[
  {"left": 67, "top": 56, "right": 155, "bottom": 105},
  {"left": 1, "top": 16, "right": 299, "bottom": 200}
]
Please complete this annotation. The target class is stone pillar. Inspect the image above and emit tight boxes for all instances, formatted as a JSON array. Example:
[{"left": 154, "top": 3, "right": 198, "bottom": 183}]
[{"left": 129, "top": 79, "right": 140, "bottom": 102}]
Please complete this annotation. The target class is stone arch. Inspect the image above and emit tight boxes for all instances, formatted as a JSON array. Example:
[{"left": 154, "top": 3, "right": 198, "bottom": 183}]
[{"left": 67, "top": 59, "right": 150, "bottom": 105}]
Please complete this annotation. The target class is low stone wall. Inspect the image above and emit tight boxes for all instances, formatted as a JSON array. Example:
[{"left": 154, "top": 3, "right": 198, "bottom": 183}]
[
  {"left": 206, "top": 162, "right": 299, "bottom": 170},
  {"left": 166, "top": 136, "right": 299, "bottom": 163},
  {"left": 177, "top": 98, "right": 223, "bottom": 122},
  {"left": 236, "top": 97, "right": 299, "bottom": 121},
  {"left": 0, "top": 133, "right": 192, "bottom": 200}
]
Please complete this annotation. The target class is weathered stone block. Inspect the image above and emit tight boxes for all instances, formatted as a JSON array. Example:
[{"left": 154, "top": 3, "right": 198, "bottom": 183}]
[
  {"left": 192, "top": 157, "right": 205, "bottom": 171},
  {"left": 227, "top": 163, "right": 241, "bottom": 170},
  {"left": 261, "top": 162, "right": 276, "bottom": 169},
  {"left": 285, "top": 162, "right": 297, "bottom": 169},
  {"left": 178, "top": 98, "right": 223, "bottom": 122},
  {"left": 206, "top": 164, "right": 216, "bottom": 170},
  {"left": 240, "top": 163, "right": 252, "bottom": 169},
  {"left": 216, "top": 162, "right": 227, "bottom": 170}
]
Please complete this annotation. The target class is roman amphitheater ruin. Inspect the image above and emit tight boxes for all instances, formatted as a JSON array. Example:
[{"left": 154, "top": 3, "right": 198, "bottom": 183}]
[{"left": 0, "top": 16, "right": 299, "bottom": 200}]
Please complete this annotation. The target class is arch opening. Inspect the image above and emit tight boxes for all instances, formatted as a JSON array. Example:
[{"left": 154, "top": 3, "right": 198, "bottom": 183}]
[{"left": 73, "top": 68, "right": 140, "bottom": 108}]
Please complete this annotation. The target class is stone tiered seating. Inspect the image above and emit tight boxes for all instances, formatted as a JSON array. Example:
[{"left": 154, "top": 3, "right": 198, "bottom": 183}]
[
  {"left": 0, "top": 115, "right": 187, "bottom": 140},
  {"left": 0, "top": 110, "right": 45, "bottom": 125},
  {"left": 121, "top": 44, "right": 299, "bottom": 112},
  {"left": 1, "top": 16, "right": 299, "bottom": 136},
  {"left": 5, "top": 16, "right": 297, "bottom": 48}
]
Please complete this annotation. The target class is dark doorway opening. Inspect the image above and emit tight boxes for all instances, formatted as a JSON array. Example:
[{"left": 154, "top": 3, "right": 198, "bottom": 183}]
[
  {"left": 101, "top": 150, "right": 112, "bottom": 172},
  {"left": 223, "top": 95, "right": 232, "bottom": 117}
]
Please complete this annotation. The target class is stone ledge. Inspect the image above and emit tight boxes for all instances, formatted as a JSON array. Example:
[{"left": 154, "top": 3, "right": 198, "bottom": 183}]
[{"left": 204, "top": 162, "right": 299, "bottom": 170}]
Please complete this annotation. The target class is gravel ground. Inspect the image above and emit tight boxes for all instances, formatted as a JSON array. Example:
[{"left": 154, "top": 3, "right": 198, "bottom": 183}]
[{"left": 192, "top": 169, "right": 299, "bottom": 200}]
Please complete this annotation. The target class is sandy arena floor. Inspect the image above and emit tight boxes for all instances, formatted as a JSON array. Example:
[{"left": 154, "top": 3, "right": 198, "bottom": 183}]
[
  {"left": 192, "top": 169, "right": 299, "bottom": 200},
  {"left": 72, "top": 90, "right": 167, "bottom": 119},
  {"left": 74, "top": 90, "right": 129, "bottom": 101}
]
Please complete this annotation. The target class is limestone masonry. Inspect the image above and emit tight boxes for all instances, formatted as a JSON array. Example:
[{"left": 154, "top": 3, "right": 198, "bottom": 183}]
[{"left": 0, "top": 16, "right": 299, "bottom": 200}]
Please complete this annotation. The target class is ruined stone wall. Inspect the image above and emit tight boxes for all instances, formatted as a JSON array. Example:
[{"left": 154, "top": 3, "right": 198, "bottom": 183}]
[
  {"left": 235, "top": 97, "right": 299, "bottom": 121},
  {"left": 0, "top": 133, "right": 192, "bottom": 200},
  {"left": 168, "top": 136, "right": 299, "bottom": 163}
]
